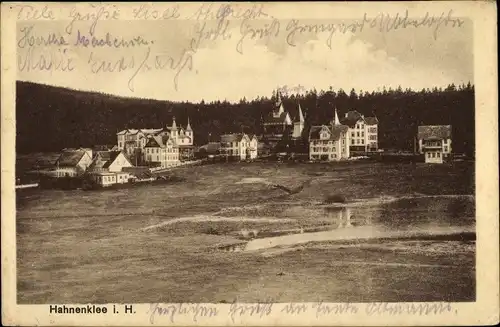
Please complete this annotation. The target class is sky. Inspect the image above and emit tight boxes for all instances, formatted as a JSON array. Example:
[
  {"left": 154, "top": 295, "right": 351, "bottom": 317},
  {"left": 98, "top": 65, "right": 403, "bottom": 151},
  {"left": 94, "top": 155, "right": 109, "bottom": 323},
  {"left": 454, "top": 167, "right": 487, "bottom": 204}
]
[{"left": 16, "top": 3, "right": 473, "bottom": 103}]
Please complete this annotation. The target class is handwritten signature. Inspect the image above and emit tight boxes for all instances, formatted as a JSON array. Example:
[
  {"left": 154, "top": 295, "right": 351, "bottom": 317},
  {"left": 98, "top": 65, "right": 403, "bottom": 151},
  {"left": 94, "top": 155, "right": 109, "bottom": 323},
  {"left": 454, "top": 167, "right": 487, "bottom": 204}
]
[{"left": 148, "top": 303, "right": 219, "bottom": 324}]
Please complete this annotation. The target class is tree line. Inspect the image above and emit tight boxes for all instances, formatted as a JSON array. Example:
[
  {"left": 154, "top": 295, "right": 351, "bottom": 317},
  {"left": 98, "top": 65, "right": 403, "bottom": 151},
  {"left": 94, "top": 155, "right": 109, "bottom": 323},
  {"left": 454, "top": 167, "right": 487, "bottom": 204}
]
[{"left": 16, "top": 81, "right": 475, "bottom": 156}]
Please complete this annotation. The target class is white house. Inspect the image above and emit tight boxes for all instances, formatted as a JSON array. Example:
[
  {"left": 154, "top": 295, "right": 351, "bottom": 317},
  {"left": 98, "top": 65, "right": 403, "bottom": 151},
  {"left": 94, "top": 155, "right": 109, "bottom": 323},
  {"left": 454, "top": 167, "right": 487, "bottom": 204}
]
[
  {"left": 87, "top": 150, "right": 134, "bottom": 186},
  {"left": 340, "top": 110, "right": 379, "bottom": 153},
  {"left": 116, "top": 117, "right": 194, "bottom": 162},
  {"left": 417, "top": 125, "right": 452, "bottom": 164},
  {"left": 52, "top": 148, "right": 93, "bottom": 177},
  {"left": 143, "top": 135, "right": 180, "bottom": 168},
  {"left": 220, "top": 133, "right": 258, "bottom": 160},
  {"left": 308, "top": 109, "right": 350, "bottom": 161}
]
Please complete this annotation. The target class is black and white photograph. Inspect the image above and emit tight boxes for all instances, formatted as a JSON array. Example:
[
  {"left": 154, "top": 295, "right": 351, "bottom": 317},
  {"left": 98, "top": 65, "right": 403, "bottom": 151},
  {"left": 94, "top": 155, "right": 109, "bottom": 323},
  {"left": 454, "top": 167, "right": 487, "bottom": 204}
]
[{"left": 2, "top": 1, "right": 498, "bottom": 326}]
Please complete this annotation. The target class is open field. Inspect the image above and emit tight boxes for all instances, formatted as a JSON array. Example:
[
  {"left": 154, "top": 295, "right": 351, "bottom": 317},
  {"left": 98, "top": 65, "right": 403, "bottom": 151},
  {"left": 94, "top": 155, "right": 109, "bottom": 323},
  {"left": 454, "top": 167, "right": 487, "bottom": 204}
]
[{"left": 16, "top": 161, "right": 475, "bottom": 303}]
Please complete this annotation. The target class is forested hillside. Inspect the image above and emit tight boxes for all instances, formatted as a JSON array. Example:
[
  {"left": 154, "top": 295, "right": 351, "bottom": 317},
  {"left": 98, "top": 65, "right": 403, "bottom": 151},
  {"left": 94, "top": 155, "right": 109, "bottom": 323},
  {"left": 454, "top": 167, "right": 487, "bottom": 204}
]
[{"left": 16, "top": 81, "right": 475, "bottom": 156}]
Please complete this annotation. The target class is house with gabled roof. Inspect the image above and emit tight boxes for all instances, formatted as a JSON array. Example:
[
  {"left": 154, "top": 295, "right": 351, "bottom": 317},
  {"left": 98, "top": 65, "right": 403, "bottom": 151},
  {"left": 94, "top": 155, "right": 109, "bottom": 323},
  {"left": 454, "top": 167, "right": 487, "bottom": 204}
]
[
  {"left": 116, "top": 116, "right": 194, "bottom": 163},
  {"left": 143, "top": 134, "right": 180, "bottom": 168},
  {"left": 220, "top": 133, "right": 258, "bottom": 160},
  {"left": 86, "top": 150, "right": 134, "bottom": 186},
  {"left": 52, "top": 148, "right": 93, "bottom": 177},
  {"left": 308, "top": 109, "right": 350, "bottom": 161},
  {"left": 340, "top": 110, "right": 379, "bottom": 153},
  {"left": 262, "top": 91, "right": 293, "bottom": 140},
  {"left": 417, "top": 125, "right": 452, "bottom": 164}
]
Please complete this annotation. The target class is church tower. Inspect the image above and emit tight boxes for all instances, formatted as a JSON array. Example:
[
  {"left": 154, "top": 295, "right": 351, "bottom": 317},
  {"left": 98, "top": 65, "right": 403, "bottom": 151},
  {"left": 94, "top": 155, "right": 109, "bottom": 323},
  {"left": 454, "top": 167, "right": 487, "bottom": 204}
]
[{"left": 292, "top": 102, "right": 305, "bottom": 138}]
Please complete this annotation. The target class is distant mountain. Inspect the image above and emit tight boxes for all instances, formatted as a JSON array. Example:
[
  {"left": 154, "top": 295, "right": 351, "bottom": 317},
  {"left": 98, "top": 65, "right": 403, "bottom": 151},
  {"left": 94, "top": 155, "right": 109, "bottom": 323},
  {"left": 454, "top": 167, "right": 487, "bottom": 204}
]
[{"left": 15, "top": 81, "right": 475, "bottom": 156}]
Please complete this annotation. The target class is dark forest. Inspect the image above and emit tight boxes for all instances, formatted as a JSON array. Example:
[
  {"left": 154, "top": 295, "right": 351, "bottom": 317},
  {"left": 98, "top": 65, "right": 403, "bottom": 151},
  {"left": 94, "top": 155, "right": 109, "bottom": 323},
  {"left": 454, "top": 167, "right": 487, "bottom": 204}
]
[{"left": 16, "top": 81, "right": 475, "bottom": 156}]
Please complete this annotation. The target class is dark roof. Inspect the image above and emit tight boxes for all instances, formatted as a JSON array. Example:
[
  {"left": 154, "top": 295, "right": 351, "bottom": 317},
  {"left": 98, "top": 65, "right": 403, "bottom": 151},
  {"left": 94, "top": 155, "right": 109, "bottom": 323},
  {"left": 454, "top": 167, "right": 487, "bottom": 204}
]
[
  {"left": 199, "top": 142, "right": 221, "bottom": 153},
  {"left": 418, "top": 125, "right": 452, "bottom": 140},
  {"left": 144, "top": 135, "right": 175, "bottom": 148},
  {"left": 263, "top": 112, "right": 290, "bottom": 125},
  {"left": 339, "top": 110, "right": 378, "bottom": 127},
  {"left": 55, "top": 150, "right": 88, "bottom": 167},
  {"left": 364, "top": 117, "right": 378, "bottom": 125},
  {"left": 102, "top": 151, "right": 125, "bottom": 169},
  {"left": 221, "top": 133, "right": 246, "bottom": 143},
  {"left": 89, "top": 151, "right": 131, "bottom": 170},
  {"left": 309, "top": 124, "right": 349, "bottom": 141}
]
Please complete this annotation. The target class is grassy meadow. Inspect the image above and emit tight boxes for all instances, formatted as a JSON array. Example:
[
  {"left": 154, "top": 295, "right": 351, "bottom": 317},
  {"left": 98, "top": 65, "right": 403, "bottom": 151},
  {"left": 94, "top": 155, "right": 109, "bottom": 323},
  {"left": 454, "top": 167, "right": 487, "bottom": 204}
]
[{"left": 16, "top": 161, "right": 475, "bottom": 303}]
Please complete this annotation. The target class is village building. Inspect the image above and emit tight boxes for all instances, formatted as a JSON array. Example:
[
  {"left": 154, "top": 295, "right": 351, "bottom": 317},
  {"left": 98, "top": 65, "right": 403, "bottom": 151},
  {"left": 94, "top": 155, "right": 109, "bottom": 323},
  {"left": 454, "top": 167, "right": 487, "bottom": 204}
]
[
  {"left": 308, "top": 109, "right": 350, "bottom": 161},
  {"left": 86, "top": 150, "right": 134, "bottom": 186},
  {"left": 417, "top": 125, "right": 452, "bottom": 164},
  {"left": 220, "top": 133, "right": 259, "bottom": 160},
  {"left": 143, "top": 134, "right": 180, "bottom": 168},
  {"left": 116, "top": 117, "right": 194, "bottom": 163},
  {"left": 340, "top": 110, "right": 379, "bottom": 153},
  {"left": 50, "top": 148, "right": 94, "bottom": 177},
  {"left": 262, "top": 91, "right": 307, "bottom": 141}
]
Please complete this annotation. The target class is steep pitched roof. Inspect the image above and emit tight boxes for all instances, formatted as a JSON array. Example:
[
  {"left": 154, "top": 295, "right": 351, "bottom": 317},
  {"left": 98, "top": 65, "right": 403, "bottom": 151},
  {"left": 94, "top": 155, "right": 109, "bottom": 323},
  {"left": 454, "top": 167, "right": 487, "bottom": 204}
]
[
  {"left": 339, "top": 110, "right": 363, "bottom": 127},
  {"left": 418, "top": 125, "right": 452, "bottom": 140},
  {"left": 102, "top": 151, "right": 130, "bottom": 169},
  {"left": 89, "top": 151, "right": 132, "bottom": 170},
  {"left": 55, "top": 150, "right": 88, "bottom": 167},
  {"left": 339, "top": 110, "right": 378, "bottom": 127},
  {"left": 144, "top": 135, "right": 176, "bottom": 148},
  {"left": 220, "top": 133, "right": 251, "bottom": 144},
  {"left": 364, "top": 117, "right": 378, "bottom": 125},
  {"left": 309, "top": 124, "right": 349, "bottom": 141}
]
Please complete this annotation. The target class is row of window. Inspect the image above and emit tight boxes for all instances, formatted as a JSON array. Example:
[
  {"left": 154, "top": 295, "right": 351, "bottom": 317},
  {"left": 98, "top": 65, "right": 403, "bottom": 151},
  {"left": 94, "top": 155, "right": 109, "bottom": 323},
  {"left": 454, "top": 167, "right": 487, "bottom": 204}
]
[
  {"left": 146, "top": 155, "right": 179, "bottom": 162},
  {"left": 310, "top": 154, "right": 340, "bottom": 160},
  {"left": 311, "top": 147, "right": 347, "bottom": 153},
  {"left": 145, "top": 147, "right": 178, "bottom": 154},
  {"left": 426, "top": 152, "right": 441, "bottom": 158},
  {"left": 311, "top": 139, "right": 346, "bottom": 146},
  {"left": 351, "top": 139, "right": 364, "bottom": 145}
]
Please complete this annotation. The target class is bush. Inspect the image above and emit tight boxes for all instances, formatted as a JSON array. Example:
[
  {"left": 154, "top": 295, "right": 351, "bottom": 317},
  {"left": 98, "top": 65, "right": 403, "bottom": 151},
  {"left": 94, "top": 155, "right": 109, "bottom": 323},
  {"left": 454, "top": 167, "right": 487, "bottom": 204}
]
[{"left": 324, "top": 194, "right": 347, "bottom": 203}]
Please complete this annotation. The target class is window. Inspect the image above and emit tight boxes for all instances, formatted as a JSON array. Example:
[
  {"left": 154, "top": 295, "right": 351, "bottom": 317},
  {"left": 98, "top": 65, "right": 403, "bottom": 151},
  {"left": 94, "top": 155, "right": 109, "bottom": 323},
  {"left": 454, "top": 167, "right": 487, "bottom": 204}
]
[
  {"left": 351, "top": 132, "right": 355, "bottom": 137},
  {"left": 444, "top": 146, "right": 448, "bottom": 152},
  {"left": 361, "top": 139, "right": 364, "bottom": 145},
  {"left": 361, "top": 132, "right": 364, "bottom": 137},
  {"left": 351, "top": 139, "right": 355, "bottom": 145},
  {"left": 437, "top": 152, "right": 441, "bottom": 158},
  {"left": 357, "top": 132, "right": 360, "bottom": 137}
]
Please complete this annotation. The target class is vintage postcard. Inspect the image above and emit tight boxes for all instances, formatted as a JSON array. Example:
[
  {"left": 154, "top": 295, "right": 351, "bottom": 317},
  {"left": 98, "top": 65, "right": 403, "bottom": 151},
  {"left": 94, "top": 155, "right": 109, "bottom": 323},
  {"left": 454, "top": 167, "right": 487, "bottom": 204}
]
[{"left": 1, "top": 1, "right": 499, "bottom": 326}]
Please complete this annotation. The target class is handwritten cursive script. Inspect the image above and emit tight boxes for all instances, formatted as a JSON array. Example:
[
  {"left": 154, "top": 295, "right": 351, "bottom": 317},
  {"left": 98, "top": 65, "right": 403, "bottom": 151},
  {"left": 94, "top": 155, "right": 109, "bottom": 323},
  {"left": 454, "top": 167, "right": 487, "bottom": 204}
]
[{"left": 148, "top": 303, "right": 219, "bottom": 324}]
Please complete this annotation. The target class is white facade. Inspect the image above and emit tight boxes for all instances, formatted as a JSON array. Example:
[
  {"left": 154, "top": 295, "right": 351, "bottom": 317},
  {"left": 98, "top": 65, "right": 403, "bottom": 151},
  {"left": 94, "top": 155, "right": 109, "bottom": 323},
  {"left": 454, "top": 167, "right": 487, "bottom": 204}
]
[
  {"left": 309, "top": 125, "right": 350, "bottom": 161},
  {"left": 116, "top": 117, "right": 194, "bottom": 159},
  {"left": 53, "top": 149, "right": 93, "bottom": 177},
  {"left": 220, "top": 133, "right": 258, "bottom": 160},
  {"left": 143, "top": 136, "right": 180, "bottom": 168},
  {"left": 417, "top": 125, "right": 452, "bottom": 164},
  {"left": 91, "top": 172, "right": 131, "bottom": 187},
  {"left": 341, "top": 111, "right": 378, "bottom": 152}
]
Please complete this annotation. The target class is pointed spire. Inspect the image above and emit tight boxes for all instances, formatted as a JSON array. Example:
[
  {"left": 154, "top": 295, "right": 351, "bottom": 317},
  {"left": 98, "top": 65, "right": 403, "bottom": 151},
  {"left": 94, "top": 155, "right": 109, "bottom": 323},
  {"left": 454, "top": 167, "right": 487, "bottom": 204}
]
[
  {"left": 298, "top": 103, "right": 304, "bottom": 123},
  {"left": 186, "top": 117, "right": 192, "bottom": 131},
  {"left": 171, "top": 116, "right": 177, "bottom": 130},
  {"left": 334, "top": 107, "right": 340, "bottom": 125},
  {"left": 275, "top": 90, "right": 282, "bottom": 107}
]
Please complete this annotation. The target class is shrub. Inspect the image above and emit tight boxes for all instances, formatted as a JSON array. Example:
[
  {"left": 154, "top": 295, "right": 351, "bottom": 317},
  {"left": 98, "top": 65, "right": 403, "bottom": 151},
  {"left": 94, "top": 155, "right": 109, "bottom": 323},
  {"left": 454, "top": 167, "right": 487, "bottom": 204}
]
[{"left": 324, "top": 194, "right": 347, "bottom": 203}]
